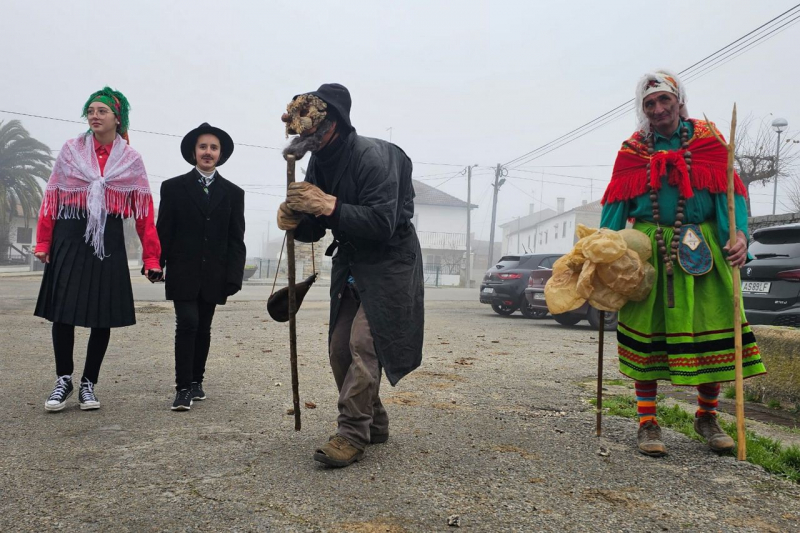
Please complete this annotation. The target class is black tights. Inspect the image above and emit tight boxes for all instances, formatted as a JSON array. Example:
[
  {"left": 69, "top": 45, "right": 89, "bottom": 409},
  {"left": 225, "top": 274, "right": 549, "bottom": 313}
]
[{"left": 52, "top": 322, "right": 111, "bottom": 384}]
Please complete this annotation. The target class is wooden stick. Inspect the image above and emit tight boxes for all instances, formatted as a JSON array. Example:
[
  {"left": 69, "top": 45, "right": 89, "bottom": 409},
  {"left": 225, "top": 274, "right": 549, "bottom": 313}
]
[
  {"left": 286, "top": 155, "right": 301, "bottom": 431},
  {"left": 706, "top": 108, "right": 745, "bottom": 460},
  {"left": 596, "top": 310, "right": 605, "bottom": 437}
]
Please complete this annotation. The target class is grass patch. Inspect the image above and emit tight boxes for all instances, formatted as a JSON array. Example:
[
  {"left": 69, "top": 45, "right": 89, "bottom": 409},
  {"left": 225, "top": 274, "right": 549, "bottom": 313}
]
[
  {"left": 592, "top": 395, "right": 800, "bottom": 483},
  {"left": 723, "top": 386, "right": 736, "bottom": 400},
  {"left": 767, "top": 399, "right": 781, "bottom": 409},
  {"left": 603, "top": 379, "right": 630, "bottom": 387}
]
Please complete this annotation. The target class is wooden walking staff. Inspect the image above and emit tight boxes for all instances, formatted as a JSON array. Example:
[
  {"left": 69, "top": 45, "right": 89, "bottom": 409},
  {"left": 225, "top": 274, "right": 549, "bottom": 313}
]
[
  {"left": 706, "top": 106, "right": 746, "bottom": 460},
  {"left": 285, "top": 154, "right": 302, "bottom": 431},
  {"left": 596, "top": 310, "right": 605, "bottom": 437}
]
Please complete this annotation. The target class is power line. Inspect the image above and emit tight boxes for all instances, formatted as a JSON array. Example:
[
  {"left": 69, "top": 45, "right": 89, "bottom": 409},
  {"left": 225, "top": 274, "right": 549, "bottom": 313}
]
[
  {"left": 682, "top": 13, "right": 800, "bottom": 84},
  {"left": 1, "top": 108, "right": 485, "bottom": 167},
  {"left": 502, "top": 4, "right": 800, "bottom": 168}
]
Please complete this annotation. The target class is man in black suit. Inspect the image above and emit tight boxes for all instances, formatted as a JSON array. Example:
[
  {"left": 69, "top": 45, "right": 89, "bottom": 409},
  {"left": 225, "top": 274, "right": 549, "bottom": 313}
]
[{"left": 157, "top": 123, "right": 246, "bottom": 411}]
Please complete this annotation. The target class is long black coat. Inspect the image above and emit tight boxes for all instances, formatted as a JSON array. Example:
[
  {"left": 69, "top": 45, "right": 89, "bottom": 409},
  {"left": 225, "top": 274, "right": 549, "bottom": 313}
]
[
  {"left": 157, "top": 169, "right": 246, "bottom": 305},
  {"left": 295, "top": 132, "right": 424, "bottom": 386}
]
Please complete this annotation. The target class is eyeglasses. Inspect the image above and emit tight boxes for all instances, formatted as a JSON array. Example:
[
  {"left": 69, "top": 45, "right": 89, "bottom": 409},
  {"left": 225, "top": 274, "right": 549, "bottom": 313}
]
[{"left": 87, "top": 108, "right": 113, "bottom": 117}]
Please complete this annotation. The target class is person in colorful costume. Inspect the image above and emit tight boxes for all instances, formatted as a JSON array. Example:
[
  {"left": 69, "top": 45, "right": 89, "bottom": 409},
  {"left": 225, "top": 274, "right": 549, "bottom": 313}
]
[
  {"left": 600, "top": 70, "right": 766, "bottom": 456},
  {"left": 34, "top": 87, "right": 162, "bottom": 412}
]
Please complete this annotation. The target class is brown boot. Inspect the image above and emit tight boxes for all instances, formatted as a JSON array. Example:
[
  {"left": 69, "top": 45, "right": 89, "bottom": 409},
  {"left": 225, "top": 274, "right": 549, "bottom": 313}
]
[
  {"left": 694, "top": 413, "right": 735, "bottom": 452},
  {"left": 637, "top": 421, "right": 667, "bottom": 456},
  {"left": 313, "top": 435, "right": 364, "bottom": 467}
]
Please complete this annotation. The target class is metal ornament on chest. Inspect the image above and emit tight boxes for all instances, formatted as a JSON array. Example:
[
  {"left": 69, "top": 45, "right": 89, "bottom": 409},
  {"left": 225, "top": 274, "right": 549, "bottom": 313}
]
[{"left": 647, "top": 126, "right": 692, "bottom": 308}]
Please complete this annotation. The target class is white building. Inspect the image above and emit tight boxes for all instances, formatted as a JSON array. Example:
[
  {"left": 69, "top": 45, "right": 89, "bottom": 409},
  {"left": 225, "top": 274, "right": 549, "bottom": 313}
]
[
  {"left": 412, "top": 179, "right": 477, "bottom": 286},
  {"left": 501, "top": 198, "right": 603, "bottom": 255},
  {"left": 2, "top": 205, "right": 38, "bottom": 269}
]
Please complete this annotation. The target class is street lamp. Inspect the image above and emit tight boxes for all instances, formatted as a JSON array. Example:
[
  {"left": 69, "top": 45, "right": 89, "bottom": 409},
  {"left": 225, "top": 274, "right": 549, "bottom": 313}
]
[{"left": 772, "top": 117, "right": 789, "bottom": 215}]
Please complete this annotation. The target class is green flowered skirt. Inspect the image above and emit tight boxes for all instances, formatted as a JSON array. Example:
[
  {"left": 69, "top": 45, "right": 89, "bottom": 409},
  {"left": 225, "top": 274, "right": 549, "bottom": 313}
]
[{"left": 617, "top": 220, "right": 766, "bottom": 386}]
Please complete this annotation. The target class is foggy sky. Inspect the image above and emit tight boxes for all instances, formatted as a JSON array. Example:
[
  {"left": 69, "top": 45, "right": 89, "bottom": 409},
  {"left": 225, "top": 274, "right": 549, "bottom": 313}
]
[{"left": 2, "top": 1, "right": 798, "bottom": 257}]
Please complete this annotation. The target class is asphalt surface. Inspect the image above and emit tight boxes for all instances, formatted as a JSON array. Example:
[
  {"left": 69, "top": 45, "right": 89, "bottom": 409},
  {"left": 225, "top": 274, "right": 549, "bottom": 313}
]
[{"left": 1, "top": 277, "right": 799, "bottom": 532}]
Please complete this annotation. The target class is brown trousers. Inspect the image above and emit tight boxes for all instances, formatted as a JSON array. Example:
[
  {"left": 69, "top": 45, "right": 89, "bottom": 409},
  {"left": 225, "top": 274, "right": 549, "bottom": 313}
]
[{"left": 329, "top": 287, "right": 389, "bottom": 450}]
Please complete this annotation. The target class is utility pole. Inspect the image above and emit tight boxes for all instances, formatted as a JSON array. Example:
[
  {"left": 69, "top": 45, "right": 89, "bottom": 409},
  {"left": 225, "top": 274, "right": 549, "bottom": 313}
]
[
  {"left": 487, "top": 163, "right": 506, "bottom": 269},
  {"left": 466, "top": 165, "right": 473, "bottom": 288}
]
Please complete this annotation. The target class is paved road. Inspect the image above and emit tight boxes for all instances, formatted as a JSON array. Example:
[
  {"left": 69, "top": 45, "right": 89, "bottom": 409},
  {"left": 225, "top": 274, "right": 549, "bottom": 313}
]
[
  {"left": 0, "top": 274, "right": 479, "bottom": 305},
  {"left": 1, "top": 277, "right": 798, "bottom": 531}
]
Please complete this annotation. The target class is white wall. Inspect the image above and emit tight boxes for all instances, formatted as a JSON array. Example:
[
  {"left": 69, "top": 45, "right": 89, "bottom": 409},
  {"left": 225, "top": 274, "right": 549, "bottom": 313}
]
[{"left": 413, "top": 204, "right": 468, "bottom": 234}]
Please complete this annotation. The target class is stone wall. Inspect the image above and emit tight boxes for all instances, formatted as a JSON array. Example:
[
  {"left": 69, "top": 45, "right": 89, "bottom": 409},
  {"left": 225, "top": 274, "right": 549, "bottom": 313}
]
[
  {"left": 746, "top": 326, "right": 800, "bottom": 408},
  {"left": 748, "top": 212, "right": 800, "bottom": 234}
]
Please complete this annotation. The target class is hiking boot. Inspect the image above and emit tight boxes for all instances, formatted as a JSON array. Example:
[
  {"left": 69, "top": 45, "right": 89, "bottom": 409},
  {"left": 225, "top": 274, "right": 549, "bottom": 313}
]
[
  {"left": 171, "top": 389, "right": 193, "bottom": 411},
  {"left": 190, "top": 382, "right": 206, "bottom": 401},
  {"left": 637, "top": 421, "right": 667, "bottom": 456},
  {"left": 313, "top": 435, "right": 364, "bottom": 467},
  {"left": 370, "top": 431, "right": 389, "bottom": 444},
  {"left": 694, "top": 413, "right": 735, "bottom": 452},
  {"left": 78, "top": 378, "right": 100, "bottom": 411},
  {"left": 45, "top": 375, "right": 73, "bottom": 412}
]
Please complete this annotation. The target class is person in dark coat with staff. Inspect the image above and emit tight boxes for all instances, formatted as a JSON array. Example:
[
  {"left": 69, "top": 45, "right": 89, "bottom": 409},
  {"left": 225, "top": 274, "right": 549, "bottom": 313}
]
[
  {"left": 157, "top": 123, "right": 246, "bottom": 411},
  {"left": 278, "top": 83, "right": 424, "bottom": 467}
]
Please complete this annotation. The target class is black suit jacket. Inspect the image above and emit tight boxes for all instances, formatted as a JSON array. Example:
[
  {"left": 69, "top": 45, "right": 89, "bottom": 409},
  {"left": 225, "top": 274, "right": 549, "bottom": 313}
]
[{"left": 157, "top": 169, "right": 246, "bottom": 304}]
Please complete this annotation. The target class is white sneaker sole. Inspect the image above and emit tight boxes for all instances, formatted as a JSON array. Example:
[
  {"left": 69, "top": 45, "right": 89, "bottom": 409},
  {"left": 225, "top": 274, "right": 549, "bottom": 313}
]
[
  {"left": 45, "top": 401, "right": 67, "bottom": 412},
  {"left": 171, "top": 400, "right": 193, "bottom": 411},
  {"left": 79, "top": 401, "right": 100, "bottom": 411}
]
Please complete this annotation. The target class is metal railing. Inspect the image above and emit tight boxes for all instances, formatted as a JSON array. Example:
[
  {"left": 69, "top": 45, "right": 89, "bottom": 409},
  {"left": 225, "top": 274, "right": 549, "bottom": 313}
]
[{"left": 416, "top": 231, "right": 467, "bottom": 250}]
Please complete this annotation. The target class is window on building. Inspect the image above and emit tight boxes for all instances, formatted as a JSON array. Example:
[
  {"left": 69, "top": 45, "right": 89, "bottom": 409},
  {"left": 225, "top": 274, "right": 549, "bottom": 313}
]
[
  {"left": 562, "top": 222, "right": 567, "bottom": 237},
  {"left": 16, "top": 227, "right": 33, "bottom": 244},
  {"left": 545, "top": 231, "right": 548, "bottom": 244}
]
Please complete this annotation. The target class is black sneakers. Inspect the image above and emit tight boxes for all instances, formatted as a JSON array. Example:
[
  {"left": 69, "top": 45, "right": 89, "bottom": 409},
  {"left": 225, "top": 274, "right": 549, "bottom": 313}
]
[
  {"left": 45, "top": 375, "right": 73, "bottom": 412},
  {"left": 172, "top": 389, "right": 193, "bottom": 411},
  {"left": 78, "top": 378, "right": 100, "bottom": 410},
  {"left": 190, "top": 382, "right": 206, "bottom": 401}
]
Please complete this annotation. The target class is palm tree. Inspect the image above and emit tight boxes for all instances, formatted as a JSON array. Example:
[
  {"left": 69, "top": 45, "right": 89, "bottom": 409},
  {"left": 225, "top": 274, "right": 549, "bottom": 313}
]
[{"left": 0, "top": 120, "right": 53, "bottom": 262}]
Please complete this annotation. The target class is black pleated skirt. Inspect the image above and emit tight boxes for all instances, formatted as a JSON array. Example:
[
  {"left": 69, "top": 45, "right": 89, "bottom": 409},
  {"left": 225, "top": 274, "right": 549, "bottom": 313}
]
[{"left": 34, "top": 216, "right": 136, "bottom": 328}]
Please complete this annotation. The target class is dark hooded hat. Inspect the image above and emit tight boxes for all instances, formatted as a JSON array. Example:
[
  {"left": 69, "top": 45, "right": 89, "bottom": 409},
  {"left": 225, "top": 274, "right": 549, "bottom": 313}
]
[
  {"left": 181, "top": 123, "right": 235, "bottom": 166},
  {"left": 295, "top": 83, "right": 354, "bottom": 133}
]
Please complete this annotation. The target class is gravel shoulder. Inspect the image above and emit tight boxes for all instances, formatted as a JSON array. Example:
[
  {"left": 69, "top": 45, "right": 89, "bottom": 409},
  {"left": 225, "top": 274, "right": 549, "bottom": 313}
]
[{"left": 1, "top": 292, "right": 799, "bottom": 532}]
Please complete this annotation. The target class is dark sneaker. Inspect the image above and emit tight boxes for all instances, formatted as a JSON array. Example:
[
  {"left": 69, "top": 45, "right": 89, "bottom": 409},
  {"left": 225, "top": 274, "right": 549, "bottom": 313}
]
[
  {"left": 313, "top": 435, "right": 364, "bottom": 467},
  {"left": 45, "top": 375, "right": 73, "bottom": 412},
  {"left": 370, "top": 432, "right": 389, "bottom": 444},
  {"left": 78, "top": 378, "right": 100, "bottom": 410},
  {"left": 637, "top": 421, "right": 667, "bottom": 456},
  {"left": 694, "top": 413, "right": 735, "bottom": 452},
  {"left": 190, "top": 382, "right": 206, "bottom": 401},
  {"left": 171, "top": 389, "right": 193, "bottom": 411}
]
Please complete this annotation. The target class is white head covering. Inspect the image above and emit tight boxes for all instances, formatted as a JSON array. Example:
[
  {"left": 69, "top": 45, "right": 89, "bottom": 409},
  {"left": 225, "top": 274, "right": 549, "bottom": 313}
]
[{"left": 634, "top": 69, "right": 689, "bottom": 133}]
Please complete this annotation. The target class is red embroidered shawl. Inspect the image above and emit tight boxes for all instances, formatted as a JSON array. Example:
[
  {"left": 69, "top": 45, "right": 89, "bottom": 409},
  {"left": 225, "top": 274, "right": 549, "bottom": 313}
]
[{"left": 601, "top": 119, "right": 747, "bottom": 205}]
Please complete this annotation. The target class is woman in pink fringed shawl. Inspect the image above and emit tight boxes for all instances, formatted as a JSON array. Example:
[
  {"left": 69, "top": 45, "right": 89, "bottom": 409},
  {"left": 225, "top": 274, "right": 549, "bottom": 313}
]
[{"left": 34, "top": 87, "right": 161, "bottom": 412}]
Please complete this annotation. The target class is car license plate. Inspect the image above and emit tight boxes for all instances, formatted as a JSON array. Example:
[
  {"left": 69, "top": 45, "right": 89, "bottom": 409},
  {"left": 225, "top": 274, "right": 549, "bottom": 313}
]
[
  {"left": 482, "top": 288, "right": 494, "bottom": 293},
  {"left": 742, "top": 281, "right": 771, "bottom": 293},
  {"left": 533, "top": 293, "right": 546, "bottom": 300}
]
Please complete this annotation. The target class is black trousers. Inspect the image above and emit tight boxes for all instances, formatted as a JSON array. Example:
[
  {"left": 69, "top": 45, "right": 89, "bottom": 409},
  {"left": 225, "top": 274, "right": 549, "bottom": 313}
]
[
  {"left": 52, "top": 322, "right": 111, "bottom": 384},
  {"left": 173, "top": 297, "right": 217, "bottom": 390}
]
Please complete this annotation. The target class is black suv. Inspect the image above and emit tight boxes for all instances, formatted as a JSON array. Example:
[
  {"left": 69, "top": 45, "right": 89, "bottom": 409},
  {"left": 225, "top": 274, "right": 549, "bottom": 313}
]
[
  {"left": 480, "top": 254, "right": 561, "bottom": 316},
  {"left": 742, "top": 223, "right": 800, "bottom": 327}
]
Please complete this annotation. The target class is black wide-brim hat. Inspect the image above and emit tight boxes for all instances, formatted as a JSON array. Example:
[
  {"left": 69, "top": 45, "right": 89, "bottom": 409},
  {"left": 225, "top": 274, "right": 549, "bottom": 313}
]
[{"left": 181, "top": 123, "right": 234, "bottom": 166}]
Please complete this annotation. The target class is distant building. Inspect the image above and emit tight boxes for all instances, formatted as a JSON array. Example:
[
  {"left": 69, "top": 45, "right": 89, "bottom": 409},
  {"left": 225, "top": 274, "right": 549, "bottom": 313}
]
[
  {"left": 412, "top": 179, "right": 477, "bottom": 286},
  {"left": 3, "top": 204, "right": 37, "bottom": 266},
  {"left": 501, "top": 198, "right": 603, "bottom": 255}
]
